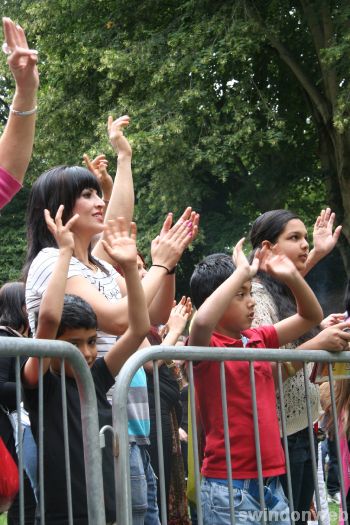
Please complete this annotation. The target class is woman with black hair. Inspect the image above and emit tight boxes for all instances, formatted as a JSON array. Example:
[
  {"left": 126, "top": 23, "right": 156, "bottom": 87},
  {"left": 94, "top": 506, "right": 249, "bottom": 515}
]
[{"left": 249, "top": 208, "right": 349, "bottom": 524}]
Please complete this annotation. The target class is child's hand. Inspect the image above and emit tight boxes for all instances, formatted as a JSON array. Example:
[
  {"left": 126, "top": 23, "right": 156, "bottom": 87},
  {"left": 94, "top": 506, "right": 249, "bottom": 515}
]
[
  {"left": 232, "top": 238, "right": 260, "bottom": 279},
  {"left": 108, "top": 115, "right": 131, "bottom": 158},
  {"left": 151, "top": 207, "right": 200, "bottom": 270},
  {"left": 44, "top": 205, "right": 78, "bottom": 252},
  {"left": 101, "top": 217, "right": 137, "bottom": 269},
  {"left": 166, "top": 296, "right": 192, "bottom": 335},
  {"left": 83, "top": 153, "right": 113, "bottom": 201},
  {"left": 264, "top": 251, "right": 297, "bottom": 283}
]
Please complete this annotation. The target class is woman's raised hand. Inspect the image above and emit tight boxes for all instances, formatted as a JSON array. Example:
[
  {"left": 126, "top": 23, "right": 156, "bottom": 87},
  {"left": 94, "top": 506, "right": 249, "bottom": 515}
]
[
  {"left": 102, "top": 217, "right": 137, "bottom": 268},
  {"left": 312, "top": 207, "right": 342, "bottom": 256},
  {"left": 151, "top": 207, "right": 200, "bottom": 270},
  {"left": 2, "top": 17, "right": 39, "bottom": 93},
  {"left": 108, "top": 115, "right": 131, "bottom": 158},
  {"left": 44, "top": 205, "right": 78, "bottom": 253}
]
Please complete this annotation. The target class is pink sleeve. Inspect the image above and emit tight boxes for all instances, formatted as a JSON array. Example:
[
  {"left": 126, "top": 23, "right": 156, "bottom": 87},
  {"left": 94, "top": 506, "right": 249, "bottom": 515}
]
[{"left": 0, "top": 167, "right": 22, "bottom": 209}]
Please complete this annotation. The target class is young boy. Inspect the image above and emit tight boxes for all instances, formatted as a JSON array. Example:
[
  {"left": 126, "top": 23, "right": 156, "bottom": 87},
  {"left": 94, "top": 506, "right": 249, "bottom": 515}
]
[
  {"left": 188, "top": 238, "right": 323, "bottom": 525},
  {"left": 22, "top": 206, "right": 150, "bottom": 524}
]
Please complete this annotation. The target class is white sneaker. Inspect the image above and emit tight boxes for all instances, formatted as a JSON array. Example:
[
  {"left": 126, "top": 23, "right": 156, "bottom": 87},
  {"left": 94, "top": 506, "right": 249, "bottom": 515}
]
[{"left": 327, "top": 492, "right": 341, "bottom": 504}]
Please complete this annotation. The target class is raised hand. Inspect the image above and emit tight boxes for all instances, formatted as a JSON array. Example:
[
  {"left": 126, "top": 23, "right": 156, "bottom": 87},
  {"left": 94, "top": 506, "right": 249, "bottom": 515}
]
[
  {"left": 313, "top": 207, "right": 342, "bottom": 256},
  {"left": 166, "top": 296, "right": 193, "bottom": 335},
  {"left": 83, "top": 153, "right": 113, "bottom": 200},
  {"left": 108, "top": 115, "right": 131, "bottom": 157},
  {"left": 232, "top": 238, "right": 260, "bottom": 279},
  {"left": 101, "top": 217, "right": 137, "bottom": 268},
  {"left": 151, "top": 207, "right": 200, "bottom": 270},
  {"left": 44, "top": 205, "right": 78, "bottom": 252},
  {"left": 2, "top": 17, "right": 39, "bottom": 93},
  {"left": 264, "top": 250, "right": 297, "bottom": 283}
]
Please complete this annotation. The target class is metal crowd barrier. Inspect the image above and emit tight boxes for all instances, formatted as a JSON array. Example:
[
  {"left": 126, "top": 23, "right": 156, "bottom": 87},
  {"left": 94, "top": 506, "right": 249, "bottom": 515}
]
[
  {"left": 113, "top": 345, "right": 350, "bottom": 525},
  {"left": 0, "top": 337, "right": 106, "bottom": 525}
]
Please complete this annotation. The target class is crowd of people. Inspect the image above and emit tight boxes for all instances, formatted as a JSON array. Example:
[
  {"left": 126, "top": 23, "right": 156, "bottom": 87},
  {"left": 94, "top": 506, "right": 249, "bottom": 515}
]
[{"left": 0, "top": 15, "right": 350, "bottom": 525}]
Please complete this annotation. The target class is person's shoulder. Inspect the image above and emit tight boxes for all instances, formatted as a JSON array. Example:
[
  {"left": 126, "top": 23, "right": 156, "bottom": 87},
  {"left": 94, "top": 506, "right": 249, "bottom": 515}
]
[{"left": 93, "top": 255, "right": 116, "bottom": 276}]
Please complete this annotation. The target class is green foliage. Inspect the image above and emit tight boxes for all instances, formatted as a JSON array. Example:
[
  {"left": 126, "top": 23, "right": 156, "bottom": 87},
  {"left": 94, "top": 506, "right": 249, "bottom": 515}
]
[{"left": 0, "top": 0, "right": 348, "bottom": 288}]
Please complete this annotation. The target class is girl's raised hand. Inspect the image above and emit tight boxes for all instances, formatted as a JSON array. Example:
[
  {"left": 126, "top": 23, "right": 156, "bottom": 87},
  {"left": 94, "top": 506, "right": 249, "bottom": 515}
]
[
  {"left": 233, "top": 238, "right": 260, "bottom": 278},
  {"left": 83, "top": 153, "right": 113, "bottom": 200},
  {"left": 44, "top": 205, "right": 78, "bottom": 252},
  {"left": 313, "top": 207, "right": 342, "bottom": 256},
  {"left": 101, "top": 217, "right": 137, "bottom": 268}
]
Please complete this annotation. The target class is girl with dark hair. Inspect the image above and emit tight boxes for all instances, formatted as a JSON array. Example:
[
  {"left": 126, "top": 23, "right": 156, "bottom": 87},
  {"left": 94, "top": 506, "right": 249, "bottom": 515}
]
[
  {"left": 249, "top": 208, "right": 349, "bottom": 524},
  {"left": 0, "top": 282, "right": 37, "bottom": 523}
]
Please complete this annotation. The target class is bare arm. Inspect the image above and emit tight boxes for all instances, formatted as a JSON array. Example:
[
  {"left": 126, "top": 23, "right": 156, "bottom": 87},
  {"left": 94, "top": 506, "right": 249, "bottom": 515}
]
[
  {"left": 93, "top": 115, "right": 133, "bottom": 261},
  {"left": 23, "top": 206, "right": 78, "bottom": 387},
  {"left": 0, "top": 18, "right": 39, "bottom": 185},
  {"left": 102, "top": 219, "right": 150, "bottom": 377}
]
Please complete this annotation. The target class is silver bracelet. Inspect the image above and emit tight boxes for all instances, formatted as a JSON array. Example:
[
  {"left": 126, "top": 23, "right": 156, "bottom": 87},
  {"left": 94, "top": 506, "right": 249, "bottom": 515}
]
[{"left": 9, "top": 105, "right": 37, "bottom": 116}]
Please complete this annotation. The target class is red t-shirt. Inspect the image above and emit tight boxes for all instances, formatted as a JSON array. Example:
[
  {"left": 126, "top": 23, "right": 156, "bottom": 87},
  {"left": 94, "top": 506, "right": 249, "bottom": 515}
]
[{"left": 193, "top": 325, "right": 285, "bottom": 479}]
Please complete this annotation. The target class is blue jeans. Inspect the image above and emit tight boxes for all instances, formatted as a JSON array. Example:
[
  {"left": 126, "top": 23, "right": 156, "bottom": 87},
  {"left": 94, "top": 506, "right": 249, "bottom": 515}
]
[
  {"left": 129, "top": 443, "right": 160, "bottom": 525},
  {"left": 201, "top": 477, "right": 290, "bottom": 525},
  {"left": 15, "top": 423, "right": 38, "bottom": 501}
]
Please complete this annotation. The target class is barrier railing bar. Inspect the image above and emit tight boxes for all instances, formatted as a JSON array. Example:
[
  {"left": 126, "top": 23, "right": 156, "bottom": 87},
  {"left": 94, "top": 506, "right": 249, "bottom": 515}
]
[
  {"left": 188, "top": 360, "right": 203, "bottom": 525},
  {"left": 15, "top": 355, "right": 24, "bottom": 525},
  {"left": 38, "top": 357, "right": 45, "bottom": 525},
  {"left": 220, "top": 361, "right": 236, "bottom": 525},
  {"left": 61, "top": 359, "right": 73, "bottom": 525},
  {"left": 153, "top": 360, "right": 167, "bottom": 525},
  {"left": 0, "top": 337, "right": 105, "bottom": 525},
  {"left": 277, "top": 362, "right": 295, "bottom": 522},
  {"left": 328, "top": 363, "right": 349, "bottom": 525}
]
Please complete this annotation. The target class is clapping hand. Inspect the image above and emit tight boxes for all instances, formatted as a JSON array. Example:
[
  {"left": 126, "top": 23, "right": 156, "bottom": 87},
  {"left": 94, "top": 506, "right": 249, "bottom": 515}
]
[
  {"left": 101, "top": 217, "right": 137, "bottom": 269},
  {"left": 44, "top": 205, "right": 78, "bottom": 252}
]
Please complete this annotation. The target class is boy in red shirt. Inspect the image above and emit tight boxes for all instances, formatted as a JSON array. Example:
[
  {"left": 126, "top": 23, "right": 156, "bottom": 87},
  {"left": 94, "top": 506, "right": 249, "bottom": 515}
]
[{"left": 189, "top": 238, "right": 323, "bottom": 525}]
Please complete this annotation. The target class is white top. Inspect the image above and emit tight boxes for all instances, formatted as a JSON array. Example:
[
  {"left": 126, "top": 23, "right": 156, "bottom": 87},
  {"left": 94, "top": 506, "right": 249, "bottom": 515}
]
[
  {"left": 25, "top": 247, "right": 122, "bottom": 354},
  {"left": 251, "top": 280, "right": 322, "bottom": 436}
]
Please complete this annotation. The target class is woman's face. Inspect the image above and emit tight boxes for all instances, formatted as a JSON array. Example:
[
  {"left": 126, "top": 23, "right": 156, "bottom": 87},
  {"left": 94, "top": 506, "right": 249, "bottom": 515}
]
[
  {"left": 271, "top": 219, "right": 309, "bottom": 272},
  {"left": 137, "top": 255, "right": 147, "bottom": 280},
  {"left": 72, "top": 188, "right": 105, "bottom": 236}
]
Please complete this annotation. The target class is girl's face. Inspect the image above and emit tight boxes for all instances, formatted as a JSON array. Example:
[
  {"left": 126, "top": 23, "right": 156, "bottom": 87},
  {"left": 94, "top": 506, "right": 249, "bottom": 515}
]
[
  {"left": 271, "top": 219, "right": 309, "bottom": 272},
  {"left": 72, "top": 188, "right": 105, "bottom": 236}
]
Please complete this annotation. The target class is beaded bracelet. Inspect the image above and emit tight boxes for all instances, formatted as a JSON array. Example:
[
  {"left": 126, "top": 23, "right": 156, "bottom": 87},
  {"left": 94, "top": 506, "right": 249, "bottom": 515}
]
[{"left": 151, "top": 264, "right": 177, "bottom": 275}]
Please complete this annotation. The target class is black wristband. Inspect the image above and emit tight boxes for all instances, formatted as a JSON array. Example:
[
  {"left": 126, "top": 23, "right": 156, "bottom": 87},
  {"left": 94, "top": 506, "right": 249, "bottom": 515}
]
[{"left": 152, "top": 264, "right": 176, "bottom": 275}]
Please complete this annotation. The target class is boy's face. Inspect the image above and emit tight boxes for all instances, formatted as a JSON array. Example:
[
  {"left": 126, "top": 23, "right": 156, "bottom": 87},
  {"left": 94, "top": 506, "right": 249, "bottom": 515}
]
[
  {"left": 51, "top": 327, "right": 98, "bottom": 378},
  {"left": 217, "top": 280, "right": 255, "bottom": 338}
]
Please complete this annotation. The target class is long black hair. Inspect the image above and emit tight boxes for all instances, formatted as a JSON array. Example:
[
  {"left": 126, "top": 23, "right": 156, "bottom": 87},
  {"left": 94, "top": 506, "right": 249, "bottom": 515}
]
[
  {"left": 23, "top": 165, "right": 106, "bottom": 280},
  {"left": 0, "top": 282, "right": 28, "bottom": 334},
  {"left": 249, "top": 209, "right": 319, "bottom": 344}
]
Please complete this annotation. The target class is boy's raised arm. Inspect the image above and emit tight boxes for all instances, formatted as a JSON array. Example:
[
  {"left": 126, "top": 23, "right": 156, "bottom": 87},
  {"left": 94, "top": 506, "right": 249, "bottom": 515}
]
[
  {"left": 189, "top": 239, "right": 260, "bottom": 348},
  {"left": 102, "top": 218, "right": 150, "bottom": 377},
  {"left": 269, "top": 253, "right": 323, "bottom": 347},
  {"left": 23, "top": 206, "right": 78, "bottom": 387}
]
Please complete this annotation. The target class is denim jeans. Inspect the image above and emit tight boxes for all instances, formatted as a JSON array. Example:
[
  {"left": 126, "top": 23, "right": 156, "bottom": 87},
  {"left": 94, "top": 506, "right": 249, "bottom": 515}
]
[
  {"left": 201, "top": 477, "right": 290, "bottom": 525},
  {"left": 15, "top": 422, "right": 39, "bottom": 501},
  {"left": 129, "top": 443, "right": 160, "bottom": 525}
]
